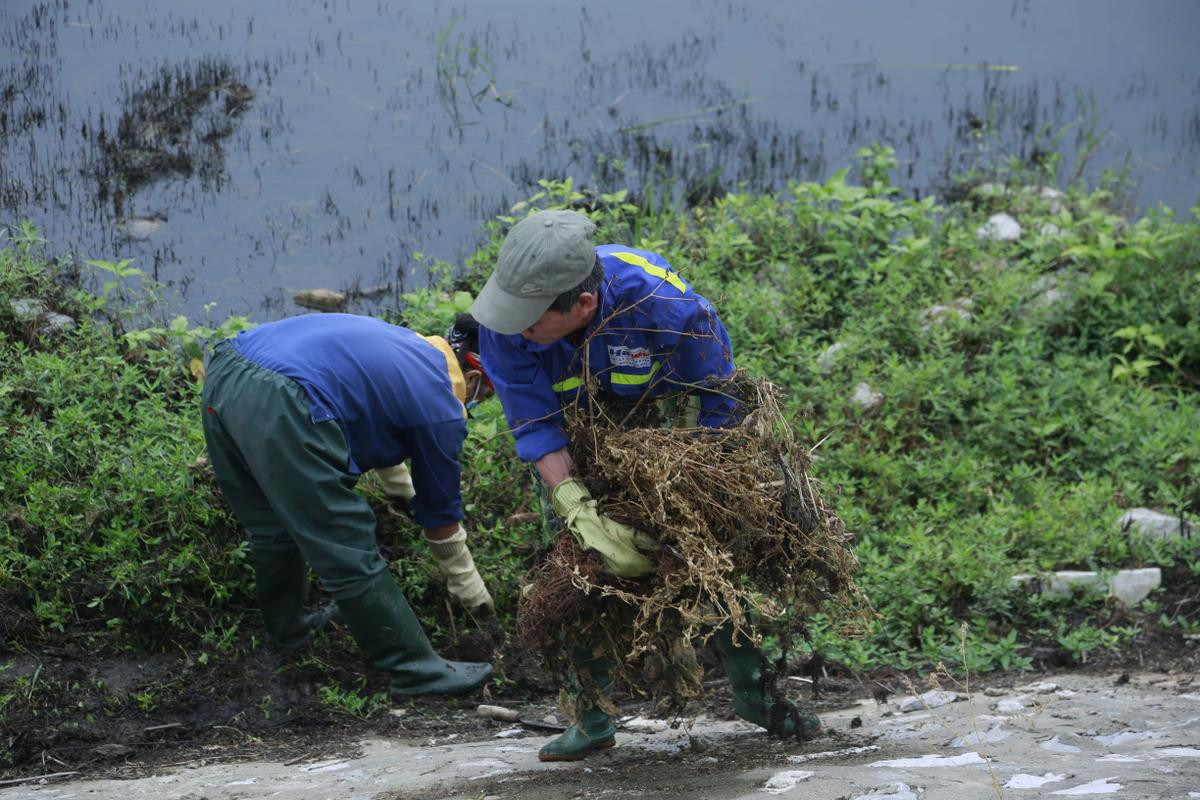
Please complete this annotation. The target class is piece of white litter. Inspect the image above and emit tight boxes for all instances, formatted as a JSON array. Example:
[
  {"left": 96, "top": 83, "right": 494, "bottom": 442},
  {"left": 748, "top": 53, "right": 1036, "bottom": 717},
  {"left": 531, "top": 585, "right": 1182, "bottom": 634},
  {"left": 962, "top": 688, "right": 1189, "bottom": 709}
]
[
  {"left": 788, "top": 744, "right": 880, "bottom": 763},
  {"left": 224, "top": 779, "right": 258, "bottom": 786},
  {"left": 1054, "top": 689, "right": 1077, "bottom": 698},
  {"left": 1095, "top": 729, "right": 1165, "bottom": 746},
  {"left": 618, "top": 715, "right": 670, "bottom": 733},
  {"left": 899, "top": 690, "right": 959, "bottom": 712},
  {"left": 1040, "top": 736, "right": 1083, "bottom": 753},
  {"left": 493, "top": 727, "right": 524, "bottom": 738},
  {"left": 850, "top": 783, "right": 918, "bottom": 800},
  {"left": 1157, "top": 747, "right": 1200, "bottom": 758},
  {"left": 1051, "top": 777, "right": 1123, "bottom": 795},
  {"left": 762, "top": 770, "right": 814, "bottom": 794},
  {"left": 869, "top": 751, "right": 987, "bottom": 768},
  {"left": 1180, "top": 693, "right": 1200, "bottom": 701},
  {"left": 1005, "top": 772, "right": 1067, "bottom": 789},
  {"left": 1096, "top": 754, "right": 1142, "bottom": 762}
]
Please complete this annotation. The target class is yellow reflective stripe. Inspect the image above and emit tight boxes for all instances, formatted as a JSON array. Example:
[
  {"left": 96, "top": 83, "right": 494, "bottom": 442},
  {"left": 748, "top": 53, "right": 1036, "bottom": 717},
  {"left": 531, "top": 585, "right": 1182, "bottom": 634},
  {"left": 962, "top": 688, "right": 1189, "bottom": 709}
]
[
  {"left": 610, "top": 361, "right": 661, "bottom": 386},
  {"left": 610, "top": 251, "right": 687, "bottom": 293},
  {"left": 552, "top": 376, "right": 582, "bottom": 392}
]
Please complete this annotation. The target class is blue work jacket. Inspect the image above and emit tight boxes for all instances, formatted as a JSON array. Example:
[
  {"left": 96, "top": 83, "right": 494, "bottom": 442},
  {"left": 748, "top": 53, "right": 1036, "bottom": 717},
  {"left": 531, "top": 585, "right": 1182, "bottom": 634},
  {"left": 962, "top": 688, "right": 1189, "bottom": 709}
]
[
  {"left": 230, "top": 313, "right": 469, "bottom": 528},
  {"left": 480, "top": 245, "right": 736, "bottom": 463}
]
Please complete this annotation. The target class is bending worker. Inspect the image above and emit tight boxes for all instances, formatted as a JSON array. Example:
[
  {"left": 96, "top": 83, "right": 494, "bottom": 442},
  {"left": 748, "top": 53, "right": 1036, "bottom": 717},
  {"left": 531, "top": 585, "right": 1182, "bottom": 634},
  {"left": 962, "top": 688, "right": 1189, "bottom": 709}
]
[
  {"left": 201, "top": 313, "right": 493, "bottom": 698},
  {"left": 470, "top": 209, "right": 821, "bottom": 760}
]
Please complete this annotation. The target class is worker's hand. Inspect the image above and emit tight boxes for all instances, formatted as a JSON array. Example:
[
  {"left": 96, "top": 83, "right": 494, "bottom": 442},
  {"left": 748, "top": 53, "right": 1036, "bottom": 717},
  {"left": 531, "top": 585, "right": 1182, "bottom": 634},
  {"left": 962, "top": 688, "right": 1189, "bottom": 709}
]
[
  {"left": 425, "top": 526, "right": 495, "bottom": 614},
  {"left": 376, "top": 463, "right": 416, "bottom": 501},
  {"left": 551, "top": 478, "right": 658, "bottom": 578}
]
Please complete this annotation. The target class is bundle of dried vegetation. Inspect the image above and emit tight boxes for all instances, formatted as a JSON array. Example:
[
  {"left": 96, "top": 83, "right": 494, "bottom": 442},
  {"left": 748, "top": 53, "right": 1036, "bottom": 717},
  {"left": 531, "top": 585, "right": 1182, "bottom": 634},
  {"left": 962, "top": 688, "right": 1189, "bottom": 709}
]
[{"left": 517, "top": 370, "right": 867, "bottom": 716}]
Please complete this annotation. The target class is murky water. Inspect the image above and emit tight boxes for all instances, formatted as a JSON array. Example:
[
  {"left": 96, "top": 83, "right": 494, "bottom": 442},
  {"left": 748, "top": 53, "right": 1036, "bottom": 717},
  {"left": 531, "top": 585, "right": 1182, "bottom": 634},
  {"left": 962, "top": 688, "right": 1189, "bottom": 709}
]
[{"left": 2, "top": 0, "right": 1198, "bottom": 321}]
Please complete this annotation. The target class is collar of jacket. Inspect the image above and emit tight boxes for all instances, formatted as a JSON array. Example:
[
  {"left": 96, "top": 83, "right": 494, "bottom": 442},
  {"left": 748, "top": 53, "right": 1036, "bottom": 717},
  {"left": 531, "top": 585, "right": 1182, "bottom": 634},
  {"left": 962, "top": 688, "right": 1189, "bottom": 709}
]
[{"left": 420, "top": 334, "right": 468, "bottom": 414}]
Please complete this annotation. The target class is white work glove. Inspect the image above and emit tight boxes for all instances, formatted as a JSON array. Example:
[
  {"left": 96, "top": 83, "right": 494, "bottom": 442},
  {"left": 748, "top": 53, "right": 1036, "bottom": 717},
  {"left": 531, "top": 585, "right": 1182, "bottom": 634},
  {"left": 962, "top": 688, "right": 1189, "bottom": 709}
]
[
  {"left": 376, "top": 463, "right": 416, "bottom": 501},
  {"left": 425, "top": 525, "right": 495, "bottom": 614}
]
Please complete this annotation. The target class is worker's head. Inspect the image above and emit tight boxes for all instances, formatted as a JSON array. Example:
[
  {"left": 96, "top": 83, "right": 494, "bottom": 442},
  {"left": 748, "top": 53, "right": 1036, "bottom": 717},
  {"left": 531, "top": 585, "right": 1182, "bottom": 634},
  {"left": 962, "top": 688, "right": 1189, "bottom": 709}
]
[
  {"left": 470, "top": 210, "right": 601, "bottom": 343},
  {"left": 446, "top": 313, "right": 493, "bottom": 407}
]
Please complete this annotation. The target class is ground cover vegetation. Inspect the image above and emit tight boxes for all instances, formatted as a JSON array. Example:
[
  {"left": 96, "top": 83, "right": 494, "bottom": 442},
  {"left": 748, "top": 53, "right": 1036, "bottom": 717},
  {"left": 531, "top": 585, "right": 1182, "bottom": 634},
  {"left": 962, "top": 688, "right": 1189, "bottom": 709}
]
[{"left": 1, "top": 149, "right": 1197, "bottom": 775}]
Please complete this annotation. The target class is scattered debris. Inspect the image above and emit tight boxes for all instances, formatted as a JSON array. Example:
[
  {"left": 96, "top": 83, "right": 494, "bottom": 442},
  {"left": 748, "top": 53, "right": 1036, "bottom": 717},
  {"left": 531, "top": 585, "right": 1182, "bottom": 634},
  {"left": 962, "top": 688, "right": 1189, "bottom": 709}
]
[
  {"left": 762, "top": 769, "right": 814, "bottom": 794},
  {"left": 899, "top": 690, "right": 960, "bottom": 713},
  {"left": 868, "top": 751, "right": 987, "bottom": 768}
]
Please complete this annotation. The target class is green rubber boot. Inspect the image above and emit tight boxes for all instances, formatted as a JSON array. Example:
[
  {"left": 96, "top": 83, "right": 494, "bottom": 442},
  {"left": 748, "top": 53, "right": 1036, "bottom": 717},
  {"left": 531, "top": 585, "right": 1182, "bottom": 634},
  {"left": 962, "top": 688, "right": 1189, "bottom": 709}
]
[
  {"left": 714, "top": 623, "right": 821, "bottom": 740},
  {"left": 336, "top": 571, "right": 491, "bottom": 697},
  {"left": 539, "top": 649, "right": 617, "bottom": 762},
  {"left": 252, "top": 546, "right": 340, "bottom": 651}
]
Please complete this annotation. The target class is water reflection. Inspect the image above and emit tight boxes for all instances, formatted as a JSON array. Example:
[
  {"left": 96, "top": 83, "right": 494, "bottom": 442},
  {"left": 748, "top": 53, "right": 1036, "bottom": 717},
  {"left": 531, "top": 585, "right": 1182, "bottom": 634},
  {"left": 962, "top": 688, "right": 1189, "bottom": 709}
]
[{"left": 1, "top": 0, "right": 1197, "bottom": 321}]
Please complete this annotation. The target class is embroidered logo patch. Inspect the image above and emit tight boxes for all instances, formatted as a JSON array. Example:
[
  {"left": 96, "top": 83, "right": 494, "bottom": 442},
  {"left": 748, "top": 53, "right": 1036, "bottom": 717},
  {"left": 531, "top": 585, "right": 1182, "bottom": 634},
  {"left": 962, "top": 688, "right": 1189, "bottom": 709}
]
[{"left": 607, "top": 345, "right": 652, "bottom": 368}]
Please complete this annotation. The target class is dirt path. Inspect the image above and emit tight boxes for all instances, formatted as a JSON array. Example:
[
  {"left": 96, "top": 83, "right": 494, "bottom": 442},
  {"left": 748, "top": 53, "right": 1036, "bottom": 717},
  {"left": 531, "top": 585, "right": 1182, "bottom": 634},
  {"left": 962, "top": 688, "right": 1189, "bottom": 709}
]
[{"left": 5, "top": 671, "right": 1198, "bottom": 799}]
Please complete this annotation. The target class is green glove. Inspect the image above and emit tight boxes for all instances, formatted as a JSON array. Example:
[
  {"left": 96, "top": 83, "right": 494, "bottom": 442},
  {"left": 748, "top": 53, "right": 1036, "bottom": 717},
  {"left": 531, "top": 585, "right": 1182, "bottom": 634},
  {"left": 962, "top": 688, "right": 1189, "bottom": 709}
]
[{"left": 551, "top": 478, "right": 658, "bottom": 578}]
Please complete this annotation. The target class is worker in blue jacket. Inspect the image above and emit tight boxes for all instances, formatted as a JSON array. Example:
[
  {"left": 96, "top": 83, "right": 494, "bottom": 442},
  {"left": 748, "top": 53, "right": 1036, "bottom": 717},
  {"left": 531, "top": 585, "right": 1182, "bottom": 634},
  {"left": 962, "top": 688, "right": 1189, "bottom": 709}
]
[
  {"left": 201, "top": 313, "right": 493, "bottom": 697},
  {"left": 470, "top": 209, "right": 821, "bottom": 761}
]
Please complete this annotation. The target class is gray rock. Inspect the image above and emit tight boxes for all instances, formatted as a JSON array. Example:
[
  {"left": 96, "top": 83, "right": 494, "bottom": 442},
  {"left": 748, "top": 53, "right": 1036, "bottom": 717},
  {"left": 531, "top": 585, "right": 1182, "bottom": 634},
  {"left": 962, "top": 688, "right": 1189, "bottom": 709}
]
[
  {"left": 43, "top": 312, "right": 77, "bottom": 332},
  {"left": 899, "top": 690, "right": 959, "bottom": 713},
  {"left": 976, "top": 213, "right": 1022, "bottom": 242},
  {"left": 117, "top": 215, "right": 167, "bottom": 240},
  {"left": 10, "top": 297, "right": 46, "bottom": 322},
  {"left": 816, "top": 341, "right": 845, "bottom": 373},
  {"left": 850, "top": 785, "right": 918, "bottom": 800},
  {"left": 993, "top": 697, "right": 1027, "bottom": 714},
  {"left": 920, "top": 297, "right": 973, "bottom": 331},
  {"left": 851, "top": 382, "right": 884, "bottom": 413},
  {"left": 294, "top": 288, "right": 348, "bottom": 312},
  {"left": 1120, "top": 508, "right": 1193, "bottom": 540}
]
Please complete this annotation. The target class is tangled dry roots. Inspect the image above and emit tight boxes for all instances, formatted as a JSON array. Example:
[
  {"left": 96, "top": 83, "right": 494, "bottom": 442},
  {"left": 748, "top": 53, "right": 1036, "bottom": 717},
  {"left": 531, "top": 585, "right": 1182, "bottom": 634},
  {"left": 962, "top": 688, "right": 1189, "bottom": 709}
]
[{"left": 517, "top": 371, "right": 867, "bottom": 712}]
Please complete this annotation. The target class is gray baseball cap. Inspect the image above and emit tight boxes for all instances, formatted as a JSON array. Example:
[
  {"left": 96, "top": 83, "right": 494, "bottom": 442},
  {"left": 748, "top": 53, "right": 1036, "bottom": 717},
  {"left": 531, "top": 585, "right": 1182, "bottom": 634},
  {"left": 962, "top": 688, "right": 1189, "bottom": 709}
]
[{"left": 470, "top": 210, "right": 597, "bottom": 335}]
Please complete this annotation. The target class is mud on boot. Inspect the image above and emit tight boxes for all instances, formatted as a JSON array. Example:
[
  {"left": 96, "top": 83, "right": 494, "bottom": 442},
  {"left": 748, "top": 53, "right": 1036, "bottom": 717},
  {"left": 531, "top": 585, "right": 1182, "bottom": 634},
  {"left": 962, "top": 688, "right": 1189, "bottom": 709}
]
[
  {"left": 714, "top": 621, "right": 821, "bottom": 740},
  {"left": 538, "top": 646, "right": 617, "bottom": 762}
]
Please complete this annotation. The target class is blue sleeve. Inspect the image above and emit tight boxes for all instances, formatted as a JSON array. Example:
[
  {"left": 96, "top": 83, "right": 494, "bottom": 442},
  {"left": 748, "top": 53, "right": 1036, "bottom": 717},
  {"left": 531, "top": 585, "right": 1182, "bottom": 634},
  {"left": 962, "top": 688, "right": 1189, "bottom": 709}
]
[
  {"left": 406, "top": 420, "right": 467, "bottom": 528},
  {"left": 661, "top": 297, "right": 737, "bottom": 428},
  {"left": 479, "top": 329, "right": 569, "bottom": 462}
]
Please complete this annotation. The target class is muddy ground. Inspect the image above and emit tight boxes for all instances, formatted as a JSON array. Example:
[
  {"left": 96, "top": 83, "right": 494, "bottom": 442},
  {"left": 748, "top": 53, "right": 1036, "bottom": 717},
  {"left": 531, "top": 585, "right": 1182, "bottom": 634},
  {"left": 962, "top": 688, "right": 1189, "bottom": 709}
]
[{"left": 2, "top": 619, "right": 1198, "bottom": 796}]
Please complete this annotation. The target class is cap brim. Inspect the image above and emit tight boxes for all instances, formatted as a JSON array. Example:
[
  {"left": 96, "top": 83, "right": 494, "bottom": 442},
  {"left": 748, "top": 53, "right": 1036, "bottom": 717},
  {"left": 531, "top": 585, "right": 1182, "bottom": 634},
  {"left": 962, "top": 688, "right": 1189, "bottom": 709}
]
[{"left": 470, "top": 273, "right": 552, "bottom": 336}]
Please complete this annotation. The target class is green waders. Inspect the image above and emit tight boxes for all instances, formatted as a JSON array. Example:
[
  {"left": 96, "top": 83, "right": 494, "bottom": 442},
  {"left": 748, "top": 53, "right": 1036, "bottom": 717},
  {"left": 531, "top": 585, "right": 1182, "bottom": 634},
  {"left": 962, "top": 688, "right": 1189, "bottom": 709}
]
[
  {"left": 202, "top": 343, "right": 490, "bottom": 696},
  {"left": 538, "top": 647, "right": 618, "bottom": 762}
]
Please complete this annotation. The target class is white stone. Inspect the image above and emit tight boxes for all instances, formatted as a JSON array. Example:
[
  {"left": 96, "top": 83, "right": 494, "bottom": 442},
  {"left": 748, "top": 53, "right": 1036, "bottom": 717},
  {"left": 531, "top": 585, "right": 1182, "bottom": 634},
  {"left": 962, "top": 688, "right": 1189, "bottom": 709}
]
[
  {"left": 974, "top": 182, "right": 1009, "bottom": 197},
  {"left": 1120, "top": 508, "right": 1193, "bottom": 540},
  {"left": 1039, "top": 223, "right": 1064, "bottom": 237},
  {"left": 1108, "top": 567, "right": 1161, "bottom": 605},
  {"left": 976, "top": 213, "right": 1022, "bottom": 242},
  {"left": 816, "top": 341, "right": 845, "bottom": 373},
  {"left": 1047, "top": 571, "right": 1107, "bottom": 597},
  {"left": 1018, "top": 681, "right": 1061, "bottom": 694},
  {"left": 851, "top": 382, "right": 884, "bottom": 412}
]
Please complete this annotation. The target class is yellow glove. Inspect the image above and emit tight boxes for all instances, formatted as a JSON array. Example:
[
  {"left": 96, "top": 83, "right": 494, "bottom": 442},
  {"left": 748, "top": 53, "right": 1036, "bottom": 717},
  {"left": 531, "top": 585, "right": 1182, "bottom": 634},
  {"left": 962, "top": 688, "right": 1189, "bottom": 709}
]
[
  {"left": 376, "top": 463, "right": 416, "bottom": 501},
  {"left": 425, "top": 525, "right": 494, "bottom": 614},
  {"left": 551, "top": 478, "right": 658, "bottom": 578}
]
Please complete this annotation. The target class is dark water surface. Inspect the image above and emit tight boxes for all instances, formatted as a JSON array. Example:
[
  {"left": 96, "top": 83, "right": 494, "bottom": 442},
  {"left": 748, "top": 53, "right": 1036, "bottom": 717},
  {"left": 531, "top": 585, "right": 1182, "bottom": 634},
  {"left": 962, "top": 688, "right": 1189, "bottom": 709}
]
[{"left": 2, "top": 1, "right": 1198, "bottom": 321}]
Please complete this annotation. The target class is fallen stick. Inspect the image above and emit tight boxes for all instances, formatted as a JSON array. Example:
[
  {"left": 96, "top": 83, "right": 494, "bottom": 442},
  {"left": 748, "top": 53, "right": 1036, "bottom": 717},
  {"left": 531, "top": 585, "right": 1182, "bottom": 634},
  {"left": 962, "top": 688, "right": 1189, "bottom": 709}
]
[
  {"left": 0, "top": 771, "right": 79, "bottom": 788},
  {"left": 475, "top": 704, "right": 566, "bottom": 732}
]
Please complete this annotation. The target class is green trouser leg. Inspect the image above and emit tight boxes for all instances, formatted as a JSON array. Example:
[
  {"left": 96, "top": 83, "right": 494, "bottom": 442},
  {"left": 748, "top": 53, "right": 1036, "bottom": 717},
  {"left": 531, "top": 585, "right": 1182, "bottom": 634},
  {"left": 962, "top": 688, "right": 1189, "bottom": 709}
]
[
  {"left": 251, "top": 546, "right": 340, "bottom": 651},
  {"left": 714, "top": 623, "right": 821, "bottom": 740},
  {"left": 336, "top": 571, "right": 491, "bottom": 697},
  {"left": 539, "top": 648, "right": 618, "bottom": 762}
]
